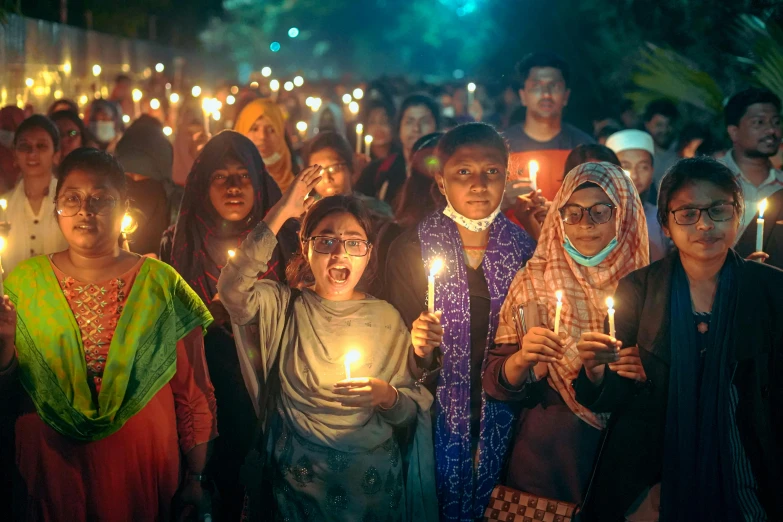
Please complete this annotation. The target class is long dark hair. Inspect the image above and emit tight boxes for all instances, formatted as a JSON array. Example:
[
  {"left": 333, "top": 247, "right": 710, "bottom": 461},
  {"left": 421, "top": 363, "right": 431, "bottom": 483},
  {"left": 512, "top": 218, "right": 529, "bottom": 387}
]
[{"left": 286, "top": 195, "right": 378, "bottom": 289}]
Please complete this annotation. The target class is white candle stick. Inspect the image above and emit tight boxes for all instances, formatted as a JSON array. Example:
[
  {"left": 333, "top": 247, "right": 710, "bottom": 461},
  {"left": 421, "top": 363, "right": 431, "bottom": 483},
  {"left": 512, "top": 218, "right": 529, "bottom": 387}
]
[
  {"left": 467, "top": 82, "right": 476, "bottom": 108},
  {"left": 606, "top": 297, "right": 616, "bottom": 340},
  {"left": 355, "top": 124, "right": 363, "bottom": 154},
  {"left": 756, "top": 198, "right": 767, "bottom": 255},
  {"left": 296, "top": 121, "right": 308, "bottom": 140},
  {"left": 344, "top": 350, "right": 360, "bottom": 379},
  {"left": 427, "top": 259, "right": 444, "bottom": 313},
  {"left": 364, "top": 134, "right": 373, "bottom": 160},
  {"left": 554, "top": 290, "right": 563, "bottom": 335},
  {"left": 528, "top": 160, "right": 539, "bottom": 191}
]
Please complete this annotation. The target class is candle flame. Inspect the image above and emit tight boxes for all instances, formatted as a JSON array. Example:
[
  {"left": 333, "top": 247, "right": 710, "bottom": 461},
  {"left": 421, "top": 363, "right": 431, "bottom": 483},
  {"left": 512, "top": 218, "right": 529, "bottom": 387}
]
[
  {"left": 364, "top": 134, "right": 374, "bottom": 145},
  {"left": 529, "top": 160, "right": 539, "bottom": 176},
  {"left": 132, "top": 89, "right": 143, "bottom": 102},
  {"left": 227, "top": 249, "right": 236, "bottom": 258},
  {"left": 0, "top": 199, "right": 6, "bottom": 211},
  {"left": 356, "top": 123, "right": 363, "bottom": 133},
  {"left": 555, "top": 290, "right": 563, "bottom": 303},
  {"left": 345, "top": 350, "right": 361, "bottom": 365},
  {"left": 606, "top": 296, "right": 614, "bottom": 310},
  {"left": 430, "top": 258, "right": 444, "bottom": 277},
  {"left": 121, "top": 213, "right": 134, "bottom": 233},
  {"left": 0, "top": 236, "right": 6, "bottom": 253},
  {"left": 467, "top": 82, "right": 477, "bottom": 93},
  {"left": 759, "top": 198, "right": 768, "bottom": 219}
]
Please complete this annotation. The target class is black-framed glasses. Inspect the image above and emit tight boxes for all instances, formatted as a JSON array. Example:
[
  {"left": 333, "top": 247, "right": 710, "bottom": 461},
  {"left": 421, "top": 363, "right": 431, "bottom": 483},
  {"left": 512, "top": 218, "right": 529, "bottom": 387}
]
[
  {"left": 319, "top": 163, "right": 348, "bottom": 176},
  {"left": 559, "top": 203, "right": 615, "bottom": 225},
  {"left": 306, "top": 236, "right": 371, "bottom": 257},
  {"left": 56, "top": 193, "right": 118, "bottom": 217},
  {"left": 670, "top": 203, "right": 735, "bottom": 226}
]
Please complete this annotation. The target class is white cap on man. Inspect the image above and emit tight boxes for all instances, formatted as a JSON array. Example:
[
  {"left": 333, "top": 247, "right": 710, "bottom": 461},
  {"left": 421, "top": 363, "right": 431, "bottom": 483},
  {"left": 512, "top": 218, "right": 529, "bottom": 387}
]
[{"left": 606, "top": 129, "right": 655, "bottom": 157}]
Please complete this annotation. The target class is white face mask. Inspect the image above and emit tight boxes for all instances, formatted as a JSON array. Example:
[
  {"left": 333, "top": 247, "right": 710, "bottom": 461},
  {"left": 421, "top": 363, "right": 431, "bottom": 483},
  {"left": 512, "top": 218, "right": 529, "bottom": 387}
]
[
  {"left": 93, "top": 121, "right": 116, "bottom": 143},
  {"left": 442, "top": 106, "right": 456, "bottom": 118},
  {"left": 261, "top": 152, "right": 282, "bottom": 165},
  {"left": 0, "top": 130, "right": 14, "bottom": 149},
  {"left": 440, "top": 178, "right": 504, "bottom": 232}
]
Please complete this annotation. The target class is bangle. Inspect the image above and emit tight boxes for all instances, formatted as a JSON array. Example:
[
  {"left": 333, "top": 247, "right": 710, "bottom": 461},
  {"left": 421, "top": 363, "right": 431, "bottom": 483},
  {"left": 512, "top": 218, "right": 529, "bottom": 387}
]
[{"left": 378, "top": 386, "right": 399, "bottom": 411}]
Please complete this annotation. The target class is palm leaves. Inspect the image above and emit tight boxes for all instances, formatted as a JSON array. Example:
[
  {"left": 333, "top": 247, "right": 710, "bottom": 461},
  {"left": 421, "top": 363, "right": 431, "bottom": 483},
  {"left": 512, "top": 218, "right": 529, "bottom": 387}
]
[
  {"left": 734, "top": 14, "right": 783, "bottom": 100},
  {"left": 628, "top": 43, "right": 725, "bottom": 115}
]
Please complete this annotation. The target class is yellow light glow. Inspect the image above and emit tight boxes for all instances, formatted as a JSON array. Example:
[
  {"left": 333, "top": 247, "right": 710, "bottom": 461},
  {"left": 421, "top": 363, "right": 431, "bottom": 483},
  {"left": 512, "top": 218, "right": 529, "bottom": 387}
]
[
  {"left": 25, "top": 78, "right": 34, "bottom": 88},
  {"left": 759, "top": 198, "right": 768, "bottom": 219},
  {"left": 149, "top": 98, "right": 160, "bottom": 110},
  {"left": 92, "top": 64, "right": 101, "bottom": 77},
  {"left": 293, "top": 75, "right": 304, "bottom": 87},
  {"left": 356, "top": 123, "right": 363, "bottom": 134},
  {"left": 79, "top": 94, "right": 89, "bottom": 105},
  {"left": 349, "top": 101, "right": 360, "bottom": 115},
  {"left": 250, "top": 81, "right": 259, "bottom": 89},
  {"left": 364, "top": 134, "right": 373, "bottom": 146},
  {"left": 230, "top": 85, "right": 239, "bottom": 95},
  {"left": 555, "top": 290, "right": 563, "bottom": 303},
  {"left": 163, "top": 126, "right": 173, "bottom": 136},
  {"left": 227, "top": 249, "right": 236, "bottom": 258},
  {"left": 353, "top": 88, "right": 364, "bottom": 100},
  {"left": 529, "top": 160, "right": 539, "bottom": 176},
  {"left": 429, "top": 258, "right": 444, "bottom": 277},
  {"left": 169, "top": 92, "right": 180, "bottom": 104},
  {"left": 342, "top": 93, "right": 352, "bottom": 104},
  {"left": 0, "top": 236, "right": 6, "bottom": 253},
  {"left": 606, "top": 297, "right": 614, "bottom": 310},
  {"left": 284, "top": 81, "right": 294, "bottom": 92},
  {"left": 54, "top": 90, "right": 63, "bottom": 99},
  {"left": 345, "top": 350, "right": 361, "bottom": 365},
  {"left": 191, "top": 85, "right": 202, "bottom": 97},
  {"left": 213, "top": 111, "right": 221, "bottom": 121},
  {"left": 261, "top": 67, "right": 272, "bottom": 77},
  {"left": 467, "top": 82, "right": 477, "bottom": 93},
  {"left": 0, "top": 199, "right": 7, "bottom": 211},
  {"left": 63, "top": 61, "right": 72, "bottom": 75},
  {"left": 296, "top": 121, "right": 308, "bottom": 132},
  {"left": 121, "top": 213, "right": 134, "bottom": 233},
  {"left": 122, "top": 114, "right": 131, "bottom": 124},
  {"left": 155, "top": 63, "right": 164, "bottom": 73},
  {"left": 226, "top": 95, "right": 236, "bottom": 105},
  {"left": 132, "top": 89, "right": 143, "bottom": 102}
]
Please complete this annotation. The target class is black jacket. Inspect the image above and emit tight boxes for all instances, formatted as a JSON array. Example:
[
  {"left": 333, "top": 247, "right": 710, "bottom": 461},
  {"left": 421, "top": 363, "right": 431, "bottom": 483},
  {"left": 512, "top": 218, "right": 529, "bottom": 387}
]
[{"left": 573, "top": 253, "right": 783, "bottom": 522}]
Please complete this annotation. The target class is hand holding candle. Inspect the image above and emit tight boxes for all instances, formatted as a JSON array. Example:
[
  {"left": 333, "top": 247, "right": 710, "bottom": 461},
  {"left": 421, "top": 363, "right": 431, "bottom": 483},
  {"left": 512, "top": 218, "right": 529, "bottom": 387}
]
[
  {"left": 427, "top": 259, "right": 443, "bottom": 313},
  {"left": 553, "top": 290, "right": 563, "bottom": 335},
  {"left": 606, "top": 297, "right": 616, "bottom": 340}
]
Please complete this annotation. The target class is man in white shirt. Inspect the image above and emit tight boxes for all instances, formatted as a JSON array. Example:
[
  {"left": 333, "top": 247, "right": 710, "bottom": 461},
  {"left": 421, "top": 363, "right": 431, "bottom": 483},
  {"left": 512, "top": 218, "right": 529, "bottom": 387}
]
[
  {"left": 721, "top": 88, "right": 783, "bottom": 268},
  {"left": 720, "top": 88, "right": 783, "bottom": 238}
]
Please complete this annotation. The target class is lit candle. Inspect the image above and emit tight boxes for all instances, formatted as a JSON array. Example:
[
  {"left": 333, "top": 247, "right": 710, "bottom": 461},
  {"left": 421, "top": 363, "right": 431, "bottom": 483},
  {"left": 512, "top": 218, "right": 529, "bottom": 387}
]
[
  {"left": 121, "top": 213, "right": 134, "bottom": 251},
  {"left": 344, "top": 350, "right": 361, "bottom": 379},
  {"left": 227, "top": 249, "right": 236, "bottom": 259},
  {"left": 296, "top": 121, "right": 308, "bottom": 140},
  {"left": 554, "top": 290, "right": 563, "bottom": 335},
  {"left": 427, "top": 259, "right": 444, "bottom": 313},
  {"left": 606, "top": 297, "right": 616, "bottom": 340},
  {"left": 364, "top": 134, "right": 373, "bottom": 160},
  {"left": 0, "top": 199, "right": 7, "bottom": 222},
  {"left": 132, "top": 89, "right": 142, "bottom": 118},
  {"left": 92, "top": 64, "right": 102, "bottom": 97},
  {"left": 348, "top": 101, "right": 360, "bottom": 118},
  {"left": 201, "top": 97, "right": 212, "bottom": 134},
  {"left": 467, "top": 82, "right": 476, "bottom": 107},
  {"left": 355, "top": 123, "right": 364, "bottom": 154},
  {"left": 270, "top": 79, "right": 280, "bottom": 101},
  {"left": 756, "top": 199, "right": 767, "bottom": 255},
  {"left": 0, "top": 236, "right": 5, "bottom": 295},
  {"left": 528, "top": 160, "right": 539, "bottom": 191}
]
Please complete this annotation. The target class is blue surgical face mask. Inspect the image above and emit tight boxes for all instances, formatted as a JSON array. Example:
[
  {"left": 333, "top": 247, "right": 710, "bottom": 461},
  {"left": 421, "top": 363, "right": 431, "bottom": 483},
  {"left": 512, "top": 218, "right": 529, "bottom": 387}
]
[{"left": 563, "top": 236, "right": 619, "bottom": 267}]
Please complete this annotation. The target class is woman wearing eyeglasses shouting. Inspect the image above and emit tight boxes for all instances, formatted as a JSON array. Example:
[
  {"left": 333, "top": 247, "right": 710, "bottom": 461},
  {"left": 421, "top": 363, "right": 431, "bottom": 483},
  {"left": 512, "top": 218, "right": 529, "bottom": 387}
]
[
  {"left": 573, "top": 157, "right": 783, "bottom": 521},
  {"left": 0, "top": 148, "right": 217, "bottom": 520},
  {"left": 484, "top": 161, "right": 649, "bottom": 508},
  {"left": 217, "top": 167, "right": 437, "bottom": 521}
]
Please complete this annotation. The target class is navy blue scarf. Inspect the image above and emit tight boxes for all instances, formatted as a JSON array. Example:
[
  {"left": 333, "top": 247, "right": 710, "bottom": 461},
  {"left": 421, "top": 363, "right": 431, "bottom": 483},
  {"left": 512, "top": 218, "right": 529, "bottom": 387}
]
[
  {"left": 662, "top": 252, "right": 741, "bottom": 521},
  {"left": 418, "top": 210, "right": 535, "bottom": 521}
]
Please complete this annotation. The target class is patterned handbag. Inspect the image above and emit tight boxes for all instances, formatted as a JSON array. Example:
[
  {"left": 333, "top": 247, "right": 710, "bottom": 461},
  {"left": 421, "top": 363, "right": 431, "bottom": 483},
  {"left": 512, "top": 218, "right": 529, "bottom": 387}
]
[{"left": 483, "top": 485, "right": 577, "bottom": 522}]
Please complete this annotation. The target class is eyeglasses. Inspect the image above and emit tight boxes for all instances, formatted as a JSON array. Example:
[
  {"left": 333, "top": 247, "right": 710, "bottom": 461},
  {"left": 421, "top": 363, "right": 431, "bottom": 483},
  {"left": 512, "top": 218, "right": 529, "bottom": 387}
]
[
  {"left": 559, "top": 203, "right": 615, "bottom": 225},
  {"left": 306, "top": 236, "right": 371, "bottom": 257},
  {"left": 63, "top": 130, "right": 81, "bottom": 139},
  {"left": 670, "top": 203, "right": 735, "bottom": 226},
  {"left": 56, "top": 193, "right": 118, "bottom": 217},
  {"left": 319, "top": 163, "right": 348, "bottom": 176}
]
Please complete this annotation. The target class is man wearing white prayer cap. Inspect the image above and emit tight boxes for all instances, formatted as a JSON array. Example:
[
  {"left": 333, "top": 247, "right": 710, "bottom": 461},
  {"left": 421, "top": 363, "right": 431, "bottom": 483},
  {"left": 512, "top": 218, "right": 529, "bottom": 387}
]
[{"left": 607, "top": 129, "right": 672, "bottom": 261}]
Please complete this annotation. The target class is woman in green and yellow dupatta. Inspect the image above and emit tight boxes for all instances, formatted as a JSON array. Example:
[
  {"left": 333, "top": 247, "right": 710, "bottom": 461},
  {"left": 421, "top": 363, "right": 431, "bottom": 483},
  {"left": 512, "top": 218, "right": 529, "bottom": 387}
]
[{"left": 0, "top": 148, "right": 216, "bottom": 522}]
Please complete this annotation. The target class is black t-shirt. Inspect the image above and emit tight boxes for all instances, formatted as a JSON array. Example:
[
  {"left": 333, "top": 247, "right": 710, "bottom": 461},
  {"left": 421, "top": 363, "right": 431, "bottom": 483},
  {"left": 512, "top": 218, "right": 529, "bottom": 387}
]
[{"left": 385, "top": 226, "right": 490, "bottom": 437}]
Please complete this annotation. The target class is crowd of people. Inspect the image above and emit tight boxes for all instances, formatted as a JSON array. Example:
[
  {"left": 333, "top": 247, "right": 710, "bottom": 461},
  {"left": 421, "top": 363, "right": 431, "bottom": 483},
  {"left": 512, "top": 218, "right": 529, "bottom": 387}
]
[{"left": 0, "top": 50, "right": 781, "bottom": 522}]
